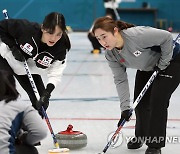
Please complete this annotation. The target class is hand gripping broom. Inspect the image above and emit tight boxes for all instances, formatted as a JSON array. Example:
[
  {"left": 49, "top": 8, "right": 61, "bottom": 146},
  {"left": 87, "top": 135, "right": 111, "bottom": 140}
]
[{"left": 2, "top": 9, "right": 69, "bottom": 153}]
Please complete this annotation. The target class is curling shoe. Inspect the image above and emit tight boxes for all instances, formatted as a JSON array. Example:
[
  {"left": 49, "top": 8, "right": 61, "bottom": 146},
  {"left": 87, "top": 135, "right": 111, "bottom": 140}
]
[
  {"left": 145, "top": 147, "right": 161, "bottom": 154},
  {"left": 91, "top": 49, "right": 101, "bottom": 54},
  {"left": 127, "top": 137, "right": 144, "bottom": 149}
]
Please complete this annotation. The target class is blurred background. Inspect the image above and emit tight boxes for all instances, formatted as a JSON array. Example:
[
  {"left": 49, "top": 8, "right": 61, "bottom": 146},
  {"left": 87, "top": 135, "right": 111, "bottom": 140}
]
[{"left": 0, "top": 0, "right": 180, "bottom": 32}]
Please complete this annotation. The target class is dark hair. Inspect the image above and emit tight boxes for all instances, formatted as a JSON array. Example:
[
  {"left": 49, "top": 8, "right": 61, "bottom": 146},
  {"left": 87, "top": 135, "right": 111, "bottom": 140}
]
[
  {"left": 92, "top": 17, "right": 135, "bottom": 35},
  {"left": 42, "top": 12, "right": 71, "bottom": 51},
  {"left": 0, "top": 71, "right": 19, "bottom": 103}
]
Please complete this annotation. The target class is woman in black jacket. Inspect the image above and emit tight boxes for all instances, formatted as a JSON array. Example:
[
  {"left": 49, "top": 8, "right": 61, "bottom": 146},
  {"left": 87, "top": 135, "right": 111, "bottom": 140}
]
[{"left": 0, "top": 12, "right": 71, "bottom": 116}]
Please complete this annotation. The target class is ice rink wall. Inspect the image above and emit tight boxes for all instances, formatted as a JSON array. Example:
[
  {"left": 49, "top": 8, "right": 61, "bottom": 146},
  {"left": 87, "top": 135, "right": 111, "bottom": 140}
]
[{"left": 0, "top": 0, "right": 180, "bottom": 31}]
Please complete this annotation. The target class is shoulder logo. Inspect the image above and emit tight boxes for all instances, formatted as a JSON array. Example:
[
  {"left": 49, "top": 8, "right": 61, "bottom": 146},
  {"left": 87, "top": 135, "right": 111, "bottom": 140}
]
[
  {"left": 133, "top": 50, "right": 142, "bottom": 57},
  {"left": 20, "top": 43, "right": 33, "bottom": 56},
  {"left": 37, "top": 56, "right": 53, "bottom": 67}
]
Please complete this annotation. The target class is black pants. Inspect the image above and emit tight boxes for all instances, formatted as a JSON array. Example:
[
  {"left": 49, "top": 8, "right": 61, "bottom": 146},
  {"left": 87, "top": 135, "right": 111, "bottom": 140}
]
[
  {"left": 134, "top": 54, "right": 180, "bottom": 148},
  {"left": 87, "top": 32, "right": 102, "bottom": 50},
  {"left": 14, "top": 74, "right": 45, "bottom": 108},
  {"left": 16, "top": 144, "right": 38, "bottom": 154},
  {"left": 0, "top": 56, "right": 45, "bottom": 109}
]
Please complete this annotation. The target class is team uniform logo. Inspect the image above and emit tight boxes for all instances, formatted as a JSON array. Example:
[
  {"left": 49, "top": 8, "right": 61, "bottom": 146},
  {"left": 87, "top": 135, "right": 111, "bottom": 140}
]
[
  {"left": 133, "top": 50, "right": 142, "bottom": 57},
  {"left": 35, "top": 52, "right": 54, "bottom": 69},
  {"left": 20, "top": 42, "right": 55, "bottom": 69},
  {"left": 37, "top": 56, "right": 53, "bottom": 67},
  {"left": 20, "top": 43, "right": 33, "bottom": 56}
]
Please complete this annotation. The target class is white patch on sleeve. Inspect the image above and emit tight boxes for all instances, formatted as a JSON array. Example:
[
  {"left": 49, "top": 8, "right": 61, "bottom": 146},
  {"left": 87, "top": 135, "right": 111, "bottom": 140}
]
[{"left": 20, "top": 43, "right": 33, "bottom": 56}]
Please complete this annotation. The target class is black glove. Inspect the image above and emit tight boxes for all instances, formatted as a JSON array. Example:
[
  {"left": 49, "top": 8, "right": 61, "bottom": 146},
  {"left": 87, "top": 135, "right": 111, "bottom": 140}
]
[
  {"left": 154, "top": 66, "right": 161, "bottom": 73},
  {"left": 15, "top": 129, "right": 28, "bottom": 145},
  {"left": 36, "top": 89, "right": 50, "bottom": 112},
  {"left": 10, "top": 46, "right": 25, "bottom": 62},
  {"left": 36, "top": 83, "right": 55, "bottom": 111},
  {"left": 117, "top": 109, "right": 132, "bottom": 127},
  {"left": 154, "top": 66, "right": 167, "bottom": 76}
]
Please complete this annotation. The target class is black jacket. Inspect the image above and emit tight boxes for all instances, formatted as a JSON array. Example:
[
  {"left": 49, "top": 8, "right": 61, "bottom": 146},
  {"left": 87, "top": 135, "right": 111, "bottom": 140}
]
[{"left": 0, "top": 19, "right": 68, "bottom": 68}]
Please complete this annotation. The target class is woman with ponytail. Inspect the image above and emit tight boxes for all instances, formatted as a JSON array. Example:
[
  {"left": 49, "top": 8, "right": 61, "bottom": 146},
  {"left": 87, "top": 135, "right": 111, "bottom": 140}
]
[{"left": 92, "top": 17, "right": 180, "bottom": 154}]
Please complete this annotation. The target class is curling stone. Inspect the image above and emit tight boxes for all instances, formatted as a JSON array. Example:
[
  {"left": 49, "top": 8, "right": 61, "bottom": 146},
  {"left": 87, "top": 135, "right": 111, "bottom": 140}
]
[{"left": 55, "top": 124, "right": 87, "bottom": 149}]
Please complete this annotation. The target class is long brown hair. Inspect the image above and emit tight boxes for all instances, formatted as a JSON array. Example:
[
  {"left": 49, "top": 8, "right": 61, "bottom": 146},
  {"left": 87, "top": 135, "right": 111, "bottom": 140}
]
[{"left": 92, "top": 17, "right": 135, "bottom": 35}]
